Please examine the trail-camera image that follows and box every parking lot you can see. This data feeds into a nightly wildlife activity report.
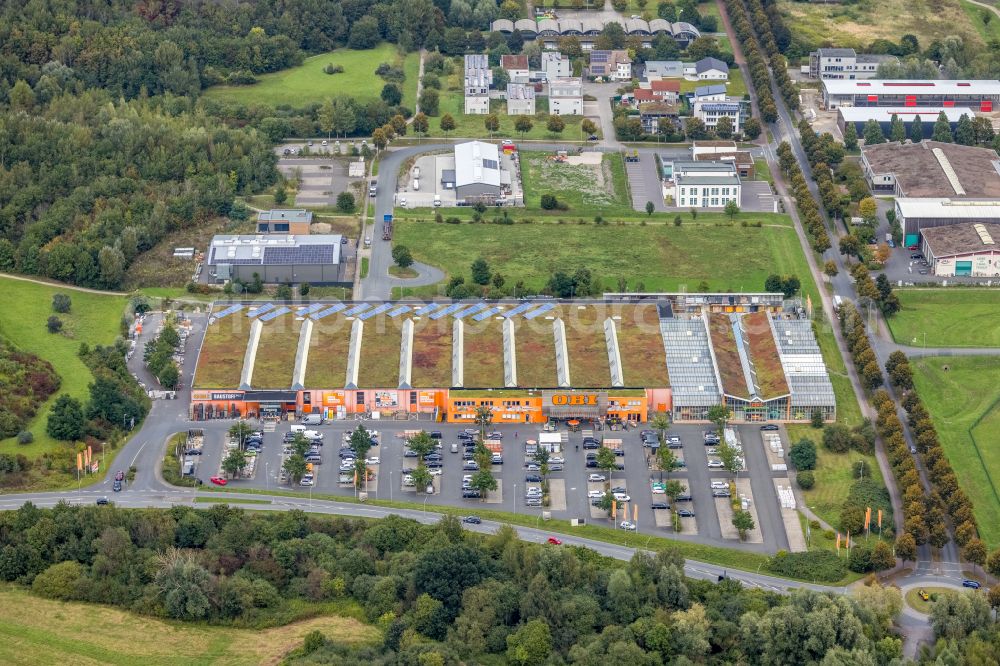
[276,149,366,207]
[189,417,800,552]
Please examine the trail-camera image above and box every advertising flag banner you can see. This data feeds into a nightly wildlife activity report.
[612,500,617,518]
[633,504,638,522]
[877,509,883,528]
[76,453,83,471]
[836,533,841,551]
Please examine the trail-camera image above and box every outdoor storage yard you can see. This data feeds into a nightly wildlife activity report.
[193,301,671,390]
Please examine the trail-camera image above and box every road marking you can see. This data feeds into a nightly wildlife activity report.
[130,441,148,468]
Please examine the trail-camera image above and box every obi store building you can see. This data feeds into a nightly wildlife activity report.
[190,298,834,424]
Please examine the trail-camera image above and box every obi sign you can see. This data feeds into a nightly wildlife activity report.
[551,394,599,406]
[542,391,608,412]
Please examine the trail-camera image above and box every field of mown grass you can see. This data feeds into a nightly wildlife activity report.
[0,277,128,455]
[411,318,454,387]
[463,321,505,388]
[886,289,1000,347]
[514,317,559,387]
[205,44,421,110]
[912,355,1000,547]
[0,585,377,666]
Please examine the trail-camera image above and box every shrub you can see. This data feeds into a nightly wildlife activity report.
[540,194,559,210]
[52,293,71,313]
[324,63,344,75]
[789,438,817,471]
[796,470,815,489]
[336,191,356,213]
[46,316,63,333]
[766,550,847,583]
[16,431,33,445]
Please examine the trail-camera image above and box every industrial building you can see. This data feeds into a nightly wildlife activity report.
[207,235,346,285]
[190,298,834,424]
[256,209,312,234]
[919,222,1000,276]
[837,107,965,140]
[895,198,1000,247]
[453,141,505,201]
[808,48,897,80]
[822,79,1000,110]
[861,141,1000,198]
[463,54,491,114]
[506,83,536,115]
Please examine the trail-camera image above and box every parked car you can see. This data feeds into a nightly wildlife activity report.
[96,497,110,505]
[620,521,636,531]
[185,449,203,456]
[677,509,695,518]
[366,457,380,465]
[712,489,731,498]
[651,502,669,510]
[525,498,542,506]
[300,475,315,486]
[549,464,564,471]
[463,461,480,471]
[430,431,442,439]
[611,486,627,494]
[588,490,604,498]
[549,456,565,464]
[488,432,503,439]
[588,473,606,482]
[210,476,227,486]
[112,480,122,492]
[613,493,630,502]
[711,481,729,489]
[675,493,693,502]
[525,463,540,471]
[759,424,779,431]
[426,460,443,468]
[707,459,724,468]
[462,516,482,524]
[547,537,562,545]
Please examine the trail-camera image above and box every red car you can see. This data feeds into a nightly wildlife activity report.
[547,537,562,545]
[209,476,227,486]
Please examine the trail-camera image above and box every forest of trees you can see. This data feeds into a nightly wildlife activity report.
[0,502,919,665]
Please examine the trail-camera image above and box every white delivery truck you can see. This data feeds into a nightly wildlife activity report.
[413,179,420,191]
[413,166,420,179]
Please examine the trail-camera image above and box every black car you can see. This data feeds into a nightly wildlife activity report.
[677,509,695,518]
[582,438,599,449]
[462,516,482,524]
[675,493,693,502]
[712,489,731,497]
[611,486,626,493]
[96,497,110,506]
[426,460,443,468]
[759,424,779,431]
[586,460,598,468]
[463,451,475,460]
[184,448,203,456]
[612,448,625,457]
[651,502,669,510]
[525,474,542,482]
[462,489,482,498]
[112,480,122,492]
[430,431,442,439]
[457,432,474,440]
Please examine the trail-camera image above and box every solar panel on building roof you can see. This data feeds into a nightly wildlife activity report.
[213,304,243,319]
[429,302,467,320]
[258,306,291,322]
[502,302,536,318]
[343,304,371,317]
[473,306,503,321]
[387,305,411,317]
[247,303,276,318]
[453,303,490,319]
[311,303,347,320]
[297,303,325,315]
[414,303,443,315]
[359,303,393,320]
[262,245,335,265]
[482,158,498,170]
[523,303,556,319]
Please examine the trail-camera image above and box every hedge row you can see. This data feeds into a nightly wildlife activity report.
[742,0,798,111]
[775,142,832,253]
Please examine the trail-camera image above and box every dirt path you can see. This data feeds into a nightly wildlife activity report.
[0,272,128,296]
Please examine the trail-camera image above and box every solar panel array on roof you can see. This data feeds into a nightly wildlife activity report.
[523,303,556,319]
[359,303,393,320]
[311,303,347,320]
[247,303,275,318]
[591,51,609,62]
[297,303,325,315]
[482,158,498,170]
[429,302,466,320]
[258,306,291,322]
[473,306,503,321]
[415,303,442,315]
[213,304,243,319]
[453,303,489,319]
[502,302,536,318]
[387,305,411,317]
[262,245,336,265]
[343,304,370,317]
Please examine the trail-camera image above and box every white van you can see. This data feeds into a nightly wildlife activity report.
[302,414,323,425]
[290,424,307,433]
[413,179,420,191]
[303,430,323,440]
[433,194,441,207]
[413,166,420,179]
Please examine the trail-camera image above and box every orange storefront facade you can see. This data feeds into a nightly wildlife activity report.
[191,388,670,423]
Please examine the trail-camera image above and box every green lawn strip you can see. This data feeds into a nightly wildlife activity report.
[677,67,747,98]
[393,217,804,293]
[886,289,1000,347]
[912,356,1000,547]
[252,314,301,389]
[753,158,775,186]
[788,424,883,530]
[199,485,859,584]
[388,265,418,278]
[0,277,128,454]
[357,314,404,387]
[304,318,352,388]
[195,496,272,504]
[360,257,369,279]
[204,44,419,109]
[193,317,254,389]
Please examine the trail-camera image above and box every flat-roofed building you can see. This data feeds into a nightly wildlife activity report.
[670,160,741,209]
[822,79,1000,110]
[838,107,965,140]
[693,99,743,133]
[454,141,503,201]
[541,51,571,79]
[464,54,492,114]
[256,209,312,234]
[208,234,345,284]
[506,83,536,115]
[895,198,1000,247]
[920,222,1000,276]
[549,77,583,115]
[861,141,1000,198]
[808,48,897,80]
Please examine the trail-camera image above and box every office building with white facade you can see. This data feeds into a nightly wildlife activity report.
[548,78,583,115]
[464,54,492,115]
[670,161,742,209]
[506,83,536,115]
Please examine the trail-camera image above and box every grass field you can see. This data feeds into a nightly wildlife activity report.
[0,277,128,455]
[777,0,985,50]
[960,0,1000,43]
[678,68,748,99]
[205,44,420,110]
[887,289,1000,347]
[433,93,588,141]
[394,217,810,293]
[520,151,631,214]
[912,355,1000,547]
[0,586,376,666]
